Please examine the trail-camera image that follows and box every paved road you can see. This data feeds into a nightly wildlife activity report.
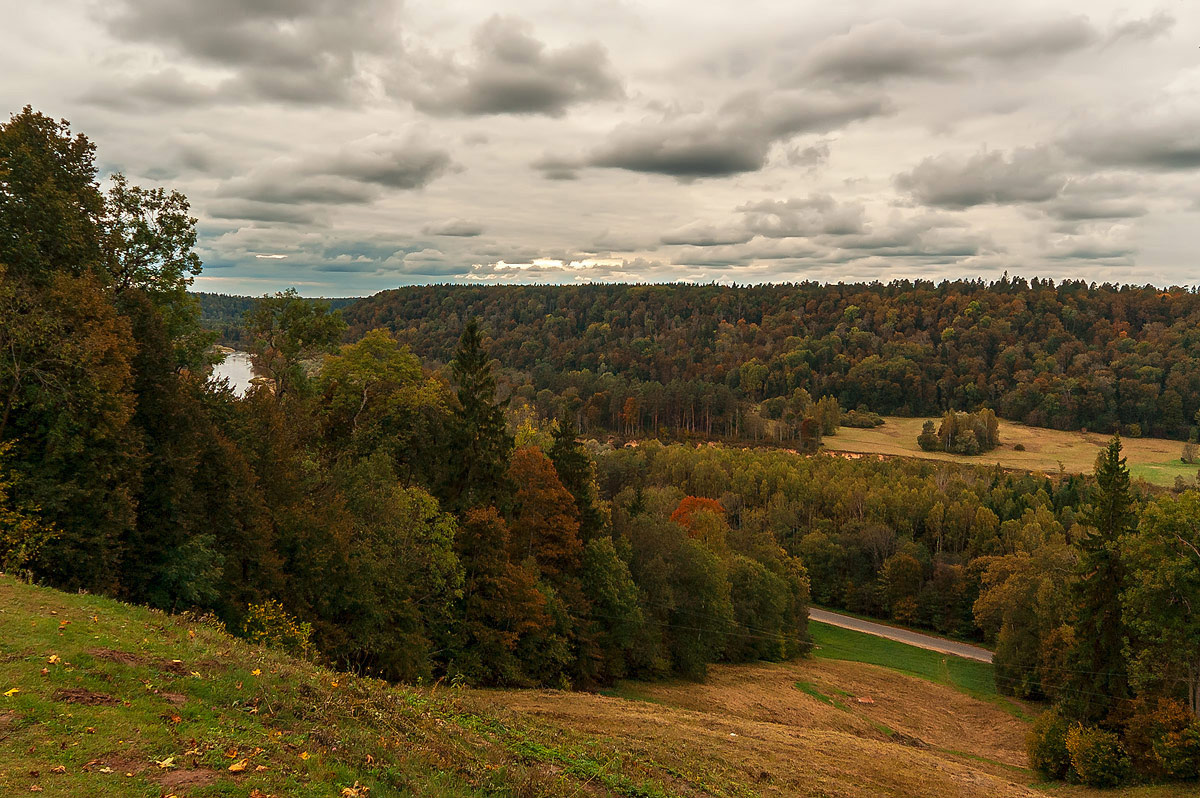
[809,607,994,663]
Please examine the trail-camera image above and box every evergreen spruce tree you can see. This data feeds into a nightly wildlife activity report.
[549,416,605,541]
[444,319,513,513]
[1061,435,1135,723]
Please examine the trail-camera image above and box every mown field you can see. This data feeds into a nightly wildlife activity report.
[826,417,1195,486]
[2,576,1195,797]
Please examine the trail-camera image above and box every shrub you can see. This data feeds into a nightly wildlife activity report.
[1066,724,1131,787]
[842,409,885,428]
[1123,697,1200,780]
[242,599,314,659]
[1127,423,1143,438]
[1027,708,1073,780]
[1013,443,1026,451]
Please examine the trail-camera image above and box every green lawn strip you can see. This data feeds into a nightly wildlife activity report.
[794,680,852,712]
[808,621,1030,721]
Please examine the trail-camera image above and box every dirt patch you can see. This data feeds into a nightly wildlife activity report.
[52,688,121,706]
[90,646,190,674]
[154,768,221,790]
[159,691,187,705]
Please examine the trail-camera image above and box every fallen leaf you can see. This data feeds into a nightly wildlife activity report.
[98,766,113,773]
[29,786,43,793]
[85,727,95,734]
[255,764,269,772]
[156,757,176,769]
[49,766,65,775]
[331,680,339,688]
[189,671,201,678]
[251,669,261,677]
[340,782,370,797]
[47,655,61,665]
[298,751,310,761]
[39,668,48,676]
[224,746,238,758]
[4,688,19,697]
[228,759,248,772]
[169,714,182,724]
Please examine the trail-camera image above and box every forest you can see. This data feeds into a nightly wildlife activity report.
[336,281,1200,441]
[6,107,1200,788]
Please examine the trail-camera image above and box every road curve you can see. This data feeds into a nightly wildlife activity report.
[809,607,994,663]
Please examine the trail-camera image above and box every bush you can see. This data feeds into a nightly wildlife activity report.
[242,599,314,659]
[1013,443,1026,452]
[1028,708,1073,780]
[842,410,884,428]
[1123,697,1200,780]
[1066,724,1131,787]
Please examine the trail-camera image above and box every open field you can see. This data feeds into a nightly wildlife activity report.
[2,575,1196,797]
[826,416,1195,486]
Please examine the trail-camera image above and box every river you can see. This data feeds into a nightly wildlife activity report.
[213,350,255,396]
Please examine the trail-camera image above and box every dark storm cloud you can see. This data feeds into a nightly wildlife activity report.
[895,147,1068,208]
[323,141,453,189]
[738,195,866,237]
[104,0,395,104]
[579,92,889,179]
[399,16,622,117]
[798,15,1146,85]
[1067,119,1200,171]
[422,219,485,236]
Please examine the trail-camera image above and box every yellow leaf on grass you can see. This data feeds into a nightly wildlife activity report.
[251,669,262,677]
[299,751,310,761]
[47,655,61,665]
[156,757,176,769]
[3,688,18,697]
[228,759,249,772]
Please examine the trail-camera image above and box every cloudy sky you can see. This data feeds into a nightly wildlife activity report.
[5,1,1199,295]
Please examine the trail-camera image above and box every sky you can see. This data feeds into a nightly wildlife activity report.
[4,0,1199,296]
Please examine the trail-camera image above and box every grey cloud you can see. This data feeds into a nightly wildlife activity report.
[423,218,485,237]
[219,137,452,208]
[1106,12,1175,46]
[738,194,866,237]
[1067,119,1200,171]
[104,0,394,104]
[800,15,1128,85]
[580,91,889,179]
[660,221,752,247]
[400,16,621,117]
[896,147,1067,208]
[208,200,323,224]
[532,155,581,180]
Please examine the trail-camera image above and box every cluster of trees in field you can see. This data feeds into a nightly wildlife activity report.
[344,282,1200,441]
[917,409,1000,455]
[0,107,807,687]
[598,438,1200,785]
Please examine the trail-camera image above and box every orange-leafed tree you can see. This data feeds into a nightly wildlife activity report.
[671,496,729,554]
[670,496,724,531]
[507,446,583,580]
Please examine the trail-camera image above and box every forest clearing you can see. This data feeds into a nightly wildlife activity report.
[826,417,1195,486]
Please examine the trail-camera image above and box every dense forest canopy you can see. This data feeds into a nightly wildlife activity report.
[342,282,1200,440]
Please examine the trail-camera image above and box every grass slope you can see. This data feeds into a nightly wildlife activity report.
[3,576,1195,797]
[0,575,728,798]
[827,417,1193,486]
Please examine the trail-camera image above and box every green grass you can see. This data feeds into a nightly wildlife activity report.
[808,621,1032,721]
[0,575,737,798]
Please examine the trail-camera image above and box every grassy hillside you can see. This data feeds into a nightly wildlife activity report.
[826,416,1194,486]
[2,576,1195,797]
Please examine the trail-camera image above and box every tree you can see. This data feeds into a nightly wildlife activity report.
[508,446,583,581]
[1122,492,1200,718]
[1063,435,1135,723]
[549,416,606,541]
[444,319,514,513]
[0,107,103,283]
[245,289,346,400]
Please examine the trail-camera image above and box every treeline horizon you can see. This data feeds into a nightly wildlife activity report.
[199,277,1200,441]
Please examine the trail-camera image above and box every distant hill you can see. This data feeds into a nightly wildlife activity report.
[192,292,361,348]
[342,280,1200,440]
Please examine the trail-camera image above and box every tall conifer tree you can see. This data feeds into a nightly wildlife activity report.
[1062,435,1135,723]
[444,319,513,513]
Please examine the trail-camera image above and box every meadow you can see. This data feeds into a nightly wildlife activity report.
[826,417,1195,486]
